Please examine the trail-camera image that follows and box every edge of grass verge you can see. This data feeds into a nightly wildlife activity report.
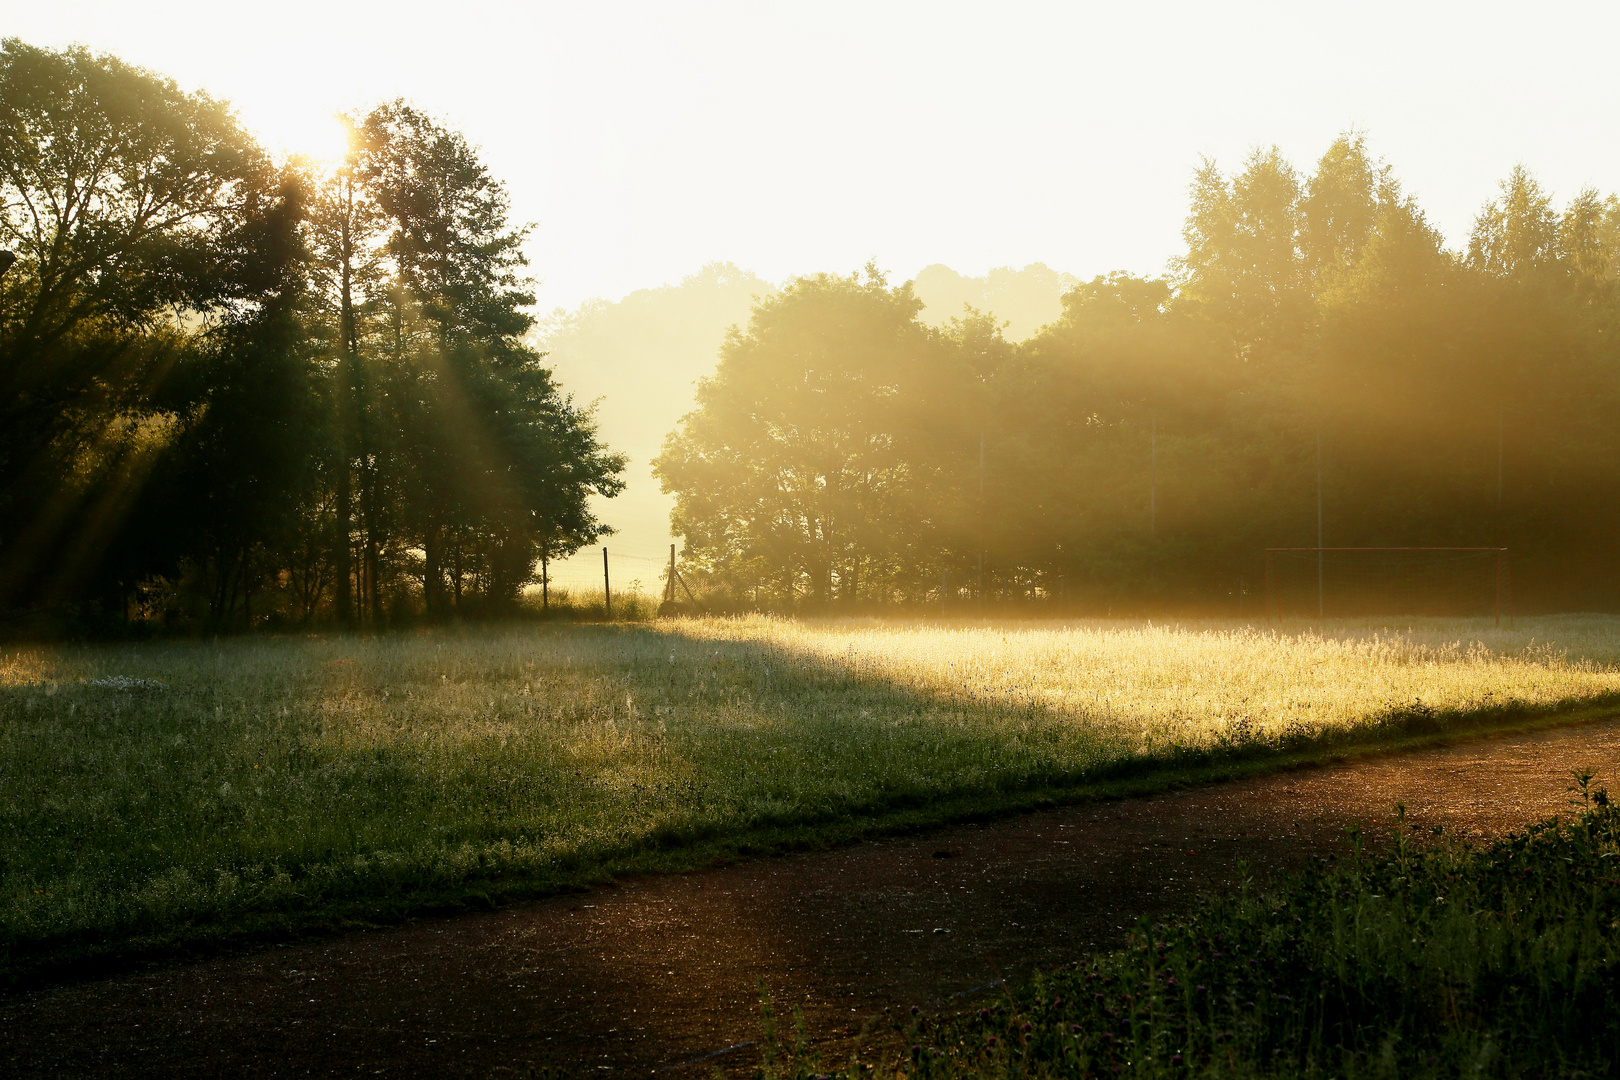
[5,698,1615,993]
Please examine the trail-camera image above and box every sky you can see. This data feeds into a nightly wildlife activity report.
[12,1,1620,315]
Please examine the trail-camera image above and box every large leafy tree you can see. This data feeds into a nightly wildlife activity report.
[0,42,625,629]
[302,102,625,622]
[1175,147,1311,358]
[656,268,955,605]
[0,38,276,614]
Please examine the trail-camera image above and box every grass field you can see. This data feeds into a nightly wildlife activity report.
[4,615,1620,979]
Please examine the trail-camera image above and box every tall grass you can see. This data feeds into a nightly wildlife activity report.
[3,615,1619,976]
[518,585,660,621]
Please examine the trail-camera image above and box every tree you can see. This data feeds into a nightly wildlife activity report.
[1300,133,1392,283]
[655,267,954,605]
[1558,187,1620,296]
[1467,165,1559,279]
[1174,147,1310,356]
[160,168,319,628]
[0,38,274,614]
[298,101,626,621]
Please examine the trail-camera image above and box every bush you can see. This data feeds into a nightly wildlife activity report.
[768,781,1620,1078]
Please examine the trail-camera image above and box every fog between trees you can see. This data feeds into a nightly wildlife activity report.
[533,263,1071,591]
[4,36,1619,631]
[656,141,1620,614]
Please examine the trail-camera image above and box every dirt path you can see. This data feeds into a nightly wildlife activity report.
[5,717,1619,1079]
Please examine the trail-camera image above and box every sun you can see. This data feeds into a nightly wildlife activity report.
[241,106,354,167]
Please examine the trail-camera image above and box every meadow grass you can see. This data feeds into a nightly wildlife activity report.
[4,615,1620,980]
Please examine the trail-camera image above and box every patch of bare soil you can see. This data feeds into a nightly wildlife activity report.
[4,717,1619,1079]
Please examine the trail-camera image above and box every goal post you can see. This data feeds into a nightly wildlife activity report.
[1263,547,1511,626]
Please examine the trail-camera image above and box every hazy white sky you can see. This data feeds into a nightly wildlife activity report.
[11,1,1620,312]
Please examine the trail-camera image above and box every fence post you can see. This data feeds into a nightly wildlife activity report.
[602,546,611,619]
[1495,549,1506,628]
[667,544,677,605]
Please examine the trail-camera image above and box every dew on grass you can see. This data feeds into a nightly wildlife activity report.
[8,614,1620,965]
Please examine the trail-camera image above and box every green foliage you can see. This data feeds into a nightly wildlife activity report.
[297,100,625,627]
[654,267,959,606]
[0,43,625,632]
[661,135,1620,615]
[0,38,277,618]
[763,798,1620,1079]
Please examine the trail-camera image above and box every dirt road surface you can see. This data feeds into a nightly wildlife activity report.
[4,717,1618,1078]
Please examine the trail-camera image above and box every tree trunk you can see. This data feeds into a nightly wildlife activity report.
[334,179,358,631]
[423,526,442,621]
[452,537,463,612]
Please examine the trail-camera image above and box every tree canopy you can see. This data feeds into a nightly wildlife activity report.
[0,41,623,632]
[661,136,1620,614]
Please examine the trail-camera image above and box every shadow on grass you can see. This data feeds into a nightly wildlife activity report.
[2,620,1618,989]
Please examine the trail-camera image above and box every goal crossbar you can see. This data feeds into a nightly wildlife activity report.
[1263,547,1510,625]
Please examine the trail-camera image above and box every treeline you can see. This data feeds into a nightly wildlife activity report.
[657,138,1620,614]
[0,41,623,634]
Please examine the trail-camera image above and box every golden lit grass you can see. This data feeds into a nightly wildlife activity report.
[2,615,1617,977]
[681,615,1620,749]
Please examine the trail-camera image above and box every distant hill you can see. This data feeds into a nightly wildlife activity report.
[913,263,1079,341]
[534,261,1076,590]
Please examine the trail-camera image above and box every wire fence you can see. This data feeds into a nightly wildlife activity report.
[530,548,669,598]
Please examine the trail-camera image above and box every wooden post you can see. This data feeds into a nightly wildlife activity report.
[602,546,611,619]
[1494,549,1503,628]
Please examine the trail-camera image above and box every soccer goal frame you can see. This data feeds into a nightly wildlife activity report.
[1263,547,1511,626]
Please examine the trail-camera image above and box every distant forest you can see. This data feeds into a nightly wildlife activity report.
[0,40,624,634]
[657,141,1620,614]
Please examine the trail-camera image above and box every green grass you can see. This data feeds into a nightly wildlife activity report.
[770,786,1620,1079]
[4,615,1620,982]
